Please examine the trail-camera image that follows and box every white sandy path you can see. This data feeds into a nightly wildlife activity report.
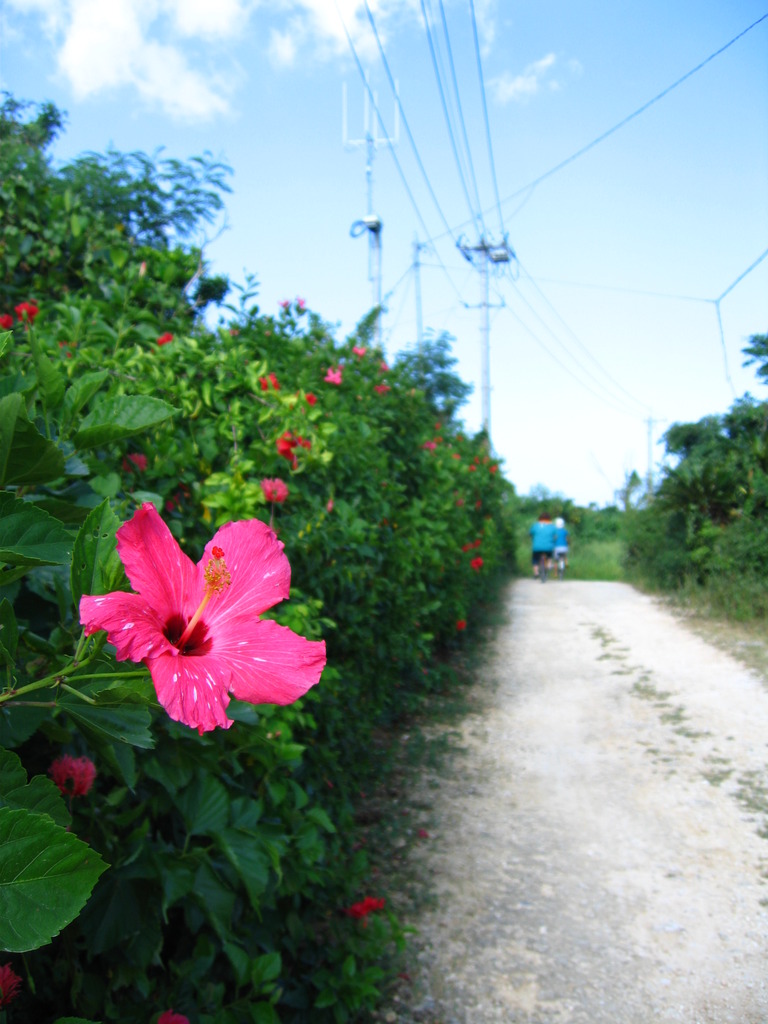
[391,581,768,1024]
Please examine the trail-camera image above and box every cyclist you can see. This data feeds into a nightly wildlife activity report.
[529,512,557,579]
[554,517,570,578]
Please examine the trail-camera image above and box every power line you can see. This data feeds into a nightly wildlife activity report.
[505,276,651,416]
[438,10,768,242]
[333,0,466,306]
[516,264,651,414]
[361,0,461,246]
[418,0,483,235]
[468,0,506,238]
[436,0,487,232]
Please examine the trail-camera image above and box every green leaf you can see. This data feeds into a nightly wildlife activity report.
[178,775,229,836]
[305,806,337,833]
[0,598,18,662]
[70,499,127,607]
[250,951,282,987]
[214,827,270,906]
[0,331,11,360]
[0,492,73,566]
[0,806,107,952]
[0,751,71,829]
[0,393,66,485]
[53,1018,103,1024]
[74,395,176,450]
[29,330,65,410]
[58,682,154,749]
[70,212,82,237]
[62,370,109,425]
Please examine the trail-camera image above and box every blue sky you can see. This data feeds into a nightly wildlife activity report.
[1,0,767,506]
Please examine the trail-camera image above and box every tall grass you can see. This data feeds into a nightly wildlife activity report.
[515,534,626,581]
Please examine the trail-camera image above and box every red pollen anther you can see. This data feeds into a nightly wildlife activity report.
[212,546,224,559]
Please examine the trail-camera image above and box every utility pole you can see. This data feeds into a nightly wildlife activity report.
[344,80,399,349]
[457,237,515,443]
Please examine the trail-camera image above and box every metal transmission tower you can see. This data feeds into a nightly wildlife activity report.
[457,236,516,443]
[343,79,399,349]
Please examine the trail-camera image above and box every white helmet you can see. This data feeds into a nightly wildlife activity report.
[555,517,564,528]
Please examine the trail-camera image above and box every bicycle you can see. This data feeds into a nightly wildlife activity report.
[555,553,567,580]
[536,551,551,583]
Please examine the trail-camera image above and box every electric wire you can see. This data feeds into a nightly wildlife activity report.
[516,263,651,414]
[361,0,462,247]
[437,10,768,242]
[501,300,644,418]
[468,0,506,238]
[436,0,487,232]
[418,0,485,237]
[505,278,650,416]
[333,0,466,305]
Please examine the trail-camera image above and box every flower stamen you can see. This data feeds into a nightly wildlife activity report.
[177,548,231,649]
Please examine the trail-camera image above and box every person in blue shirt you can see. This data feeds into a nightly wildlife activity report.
[554,517,570,578]
[529,513,557,578]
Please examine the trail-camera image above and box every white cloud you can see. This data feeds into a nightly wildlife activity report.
[269,25,298,67]
[7,0,235,119]
[490,53,558,104]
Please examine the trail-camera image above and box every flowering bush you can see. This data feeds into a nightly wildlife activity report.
[0,96,516,1024]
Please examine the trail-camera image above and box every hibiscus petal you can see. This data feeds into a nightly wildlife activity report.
[209,618,326,706]
[201,519,291,624]
[116,503,200,621]
[146,652,234,733]
[80,592,173,663]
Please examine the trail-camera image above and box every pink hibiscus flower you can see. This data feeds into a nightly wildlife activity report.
[158,1012,190,1024]
[324,366,343,385]
[49,755,97,797]
[79,503,326,734]
[0,964,22,1008]
[260,478,289,503]
[374,384,390,395]
[352,345,367,358]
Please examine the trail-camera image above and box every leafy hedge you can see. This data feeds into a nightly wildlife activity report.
[623,338,768,616]
[0,96,516,1022]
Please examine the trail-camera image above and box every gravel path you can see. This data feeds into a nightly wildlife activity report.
[381,580,768,1024]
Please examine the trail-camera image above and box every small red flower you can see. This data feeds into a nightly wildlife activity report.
[352,345,367,357]
[489,464,498,473]
[379,361,389,373]
[259,373,280,391]
[326,498,334,513]
[324,366,343,385]
[422,441,437,451]
[468,464,477,472]
[260,478,289,503]
[14,300,38,324]
[49,755,96,797]
[0,314,13,330]
[296,296,306,311]
[461,543,472,552]
[456,620,467,631]
[158,1012,190,1024]
[305,393,317,406]
[279,299,290,310]
[0,964,22,1008]
[157,332,174,346]
[343,896,386,919]
[470,557,483,572]
[123,453,148,472]
[374,384,390,395]
[418,828,430,838]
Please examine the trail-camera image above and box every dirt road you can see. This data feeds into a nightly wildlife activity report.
[383,581,768,1024]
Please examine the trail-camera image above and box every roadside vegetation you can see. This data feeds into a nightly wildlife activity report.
[0,95,517,1024]
[622,333,768,623]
